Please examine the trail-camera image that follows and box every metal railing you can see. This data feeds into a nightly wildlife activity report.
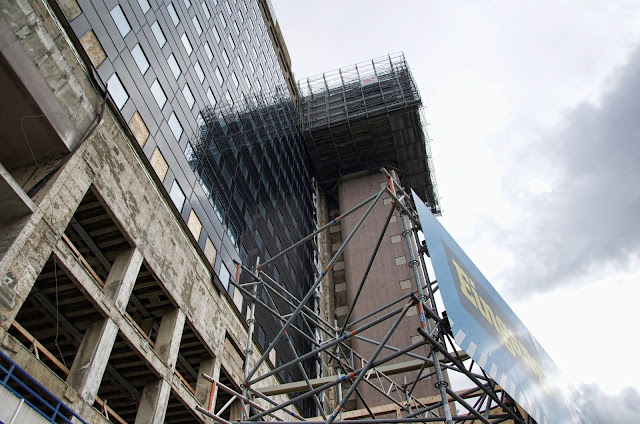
[0,349,87,424]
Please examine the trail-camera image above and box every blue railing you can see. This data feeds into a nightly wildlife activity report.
[0,349,87,424]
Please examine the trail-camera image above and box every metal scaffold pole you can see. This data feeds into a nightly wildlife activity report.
[390,170,454,424]
[204,173,532,424]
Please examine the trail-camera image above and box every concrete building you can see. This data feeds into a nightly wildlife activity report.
[0,0,441,423]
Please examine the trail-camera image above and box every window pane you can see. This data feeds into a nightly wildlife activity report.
[222,49,229,66]
[201,2,211,19]
[225,90,233,108]
[225,1,232,15]
[151,21,166,47]
[192,16,202,35]
[169,180,185,211]
[138,0,150,13]
[236,56,243,70]
[212,25,221,43]
[233,21,240,36]
[206,88,216,107]
[219,263,230,289]
[167,53,181,79]
[194,61,205,83]
[168,112,183,140]
[150,79,167,108]
[231,71,238,88]
[218,12,226,28]
[167,3,180,26]
[241,40,247,55]
[110,5,131,38]
[215,67,224,85]
[204,42,213,62]
[181,33,193,55]
[131,44,149,74]
[183,0,191,8]
[228,34,235,50]
[107,73,128,110]
[182,84,195,109]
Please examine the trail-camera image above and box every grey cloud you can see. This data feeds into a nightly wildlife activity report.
[578,384,640,424]
[493,44,640,297]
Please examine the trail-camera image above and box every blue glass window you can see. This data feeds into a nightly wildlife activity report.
[150,79,167,108]
[192,16,203,35]
[206,88,217,107]
[167,53,181,79]
[110,5,131,38]
[169,180,185,211]
[167,3,180,26]
[201,2,211,19]
[151,21,166,47]
[181,33,193,55]
[204,42,213,62]
[131,44,149,74]
[106,73,128,110]
[138,0,150,13]
[182,84,195,109]
[194,61,205,83]
[168,112,183,140]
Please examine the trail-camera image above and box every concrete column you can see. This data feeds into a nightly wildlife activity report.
[134,378,171,424]
[154,307,185,369]
[66,317,118,402]
[195,356,219,406]
[228,398,243,421]
[103,247,143,312]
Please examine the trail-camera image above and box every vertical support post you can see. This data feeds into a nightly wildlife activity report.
[334,318,343,420]
[154,306,186,369]
[392,170,453,424]
[66,317,118,402]
[134,379,172,424]
[103,247,143,312]
[196,357,219,407]
[241,259,258,419]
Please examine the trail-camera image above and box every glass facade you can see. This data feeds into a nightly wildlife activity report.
[70,0,316,414]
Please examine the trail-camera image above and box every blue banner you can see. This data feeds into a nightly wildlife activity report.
[413,192,599,424]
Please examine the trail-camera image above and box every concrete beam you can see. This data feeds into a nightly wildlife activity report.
[66,317,118,402]
[0,163,35,223]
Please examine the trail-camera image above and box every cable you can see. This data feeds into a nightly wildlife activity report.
[52,255,67,369]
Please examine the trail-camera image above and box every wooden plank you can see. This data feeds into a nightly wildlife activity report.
[174,369,196,395]
[11,321,70,376]
[61,233,105,287]
[94,396,128,424]
[256,351,468,396]
[124,312,155,347]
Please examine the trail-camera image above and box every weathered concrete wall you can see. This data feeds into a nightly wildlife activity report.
[0,1,290,422]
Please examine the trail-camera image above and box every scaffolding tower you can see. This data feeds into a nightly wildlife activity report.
[196,170,534,424]
[299,53,440,215]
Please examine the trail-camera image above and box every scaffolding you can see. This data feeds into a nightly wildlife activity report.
[196,170,533,424]
[298,54,440,215]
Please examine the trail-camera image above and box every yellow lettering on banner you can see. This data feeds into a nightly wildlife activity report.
[450,256,552,395]
[452,259,477,307]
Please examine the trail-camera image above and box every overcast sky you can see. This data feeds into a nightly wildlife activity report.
[271,1,640,422]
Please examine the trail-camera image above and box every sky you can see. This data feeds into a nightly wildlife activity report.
[271,1,640,422]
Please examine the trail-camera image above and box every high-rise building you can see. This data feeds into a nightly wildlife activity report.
[0,0,444,423]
